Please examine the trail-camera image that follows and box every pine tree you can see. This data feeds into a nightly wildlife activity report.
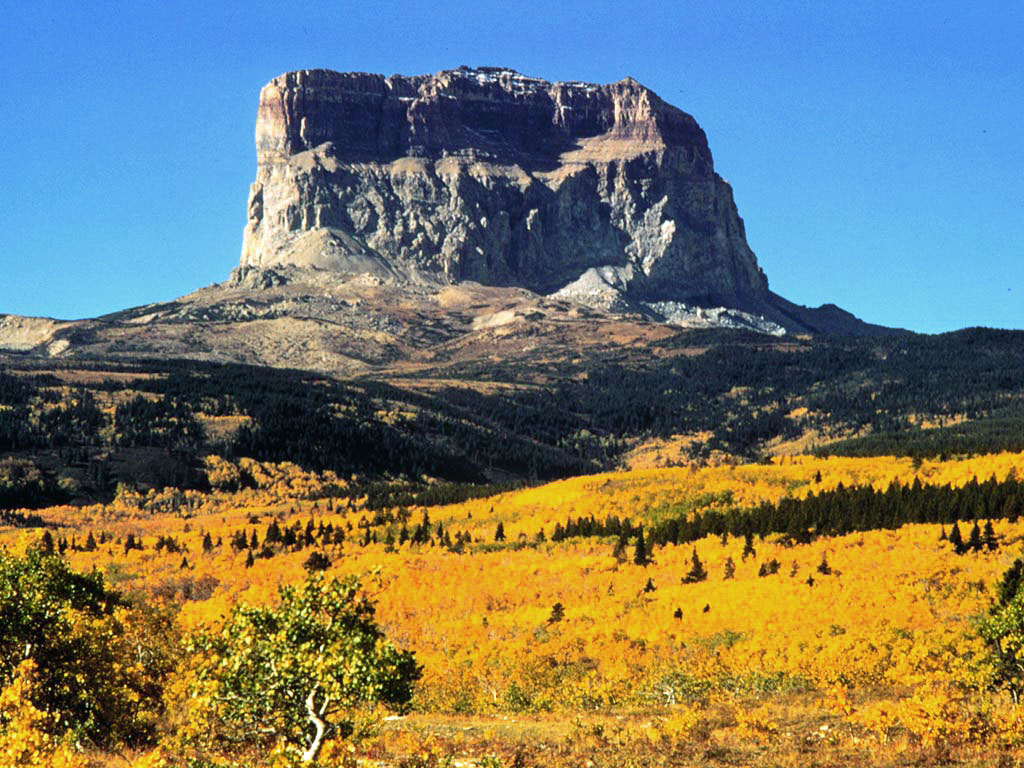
[995,554,1024,609]
[939,525,947,541]
[495,522,505,542]
[245,550,255,568]
[84,531,97,552]
[673,607,683,620]
[742,531,756,561]
[203,532,214,552]
[303,551,331,572]
[984,520,999,551]
[250,530,259,550]
[682,548,707,583]
[643,578,656,593]
[548,602,565,623]
[265,520,282,544]
[633,528,650,566]
[180,556,189,569]
[969,521,984,552]
[723,556,736,580]
[817,552,832,575]
[949,520,966,554]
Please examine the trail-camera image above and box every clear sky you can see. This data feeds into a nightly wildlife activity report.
[2,0,1022,333]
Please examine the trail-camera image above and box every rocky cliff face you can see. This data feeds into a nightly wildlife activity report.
[0,66,898,376]
[240,67,768,305]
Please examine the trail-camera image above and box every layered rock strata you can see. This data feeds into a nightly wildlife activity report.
[240,67,769,306]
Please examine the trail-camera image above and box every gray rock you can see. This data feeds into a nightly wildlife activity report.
[240,67,768,305]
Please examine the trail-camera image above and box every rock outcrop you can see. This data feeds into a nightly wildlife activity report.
[0,67,900,376]
[240,67,769,307]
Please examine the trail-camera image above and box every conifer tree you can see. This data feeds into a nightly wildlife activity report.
[682,548,707,583]
[494,522,505,542]
[949,520,966,554]
[303,551,331,572]
[723,556,736,580]
[969,521,984,552]
[265,520,282,543]
[39,530,55,556]
[995,553,1024,609]
[633,528,650,566]
[984,520,999,551]
[673,607,683,619]
[84,531,97,552]
[742,531,756,560]
[643,578,656,593]
[817,552,832,575]
[203,532,213,552]
[245,550,255,568]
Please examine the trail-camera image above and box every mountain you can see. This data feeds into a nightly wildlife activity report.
[0,67,895,373]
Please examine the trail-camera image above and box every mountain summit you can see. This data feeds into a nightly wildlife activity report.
[234,67,886,336]
[0,68,895,373]
[239,67,766,303]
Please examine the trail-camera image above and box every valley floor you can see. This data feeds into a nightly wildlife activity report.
[5,453,1024,766]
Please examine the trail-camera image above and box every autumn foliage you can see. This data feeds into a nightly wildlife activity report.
[5,451,1024,764]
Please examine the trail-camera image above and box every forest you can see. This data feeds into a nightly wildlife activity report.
[3,326,1024,511]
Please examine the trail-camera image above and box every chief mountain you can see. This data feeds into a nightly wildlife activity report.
[1,68,1024,499]
[1,67,891,374]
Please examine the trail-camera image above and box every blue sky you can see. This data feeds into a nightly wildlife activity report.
[2,0,1021,333]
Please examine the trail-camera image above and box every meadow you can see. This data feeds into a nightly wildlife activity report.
[3,452,1024,765]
